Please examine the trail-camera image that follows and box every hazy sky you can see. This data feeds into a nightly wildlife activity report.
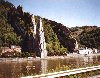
[7,0,100,27]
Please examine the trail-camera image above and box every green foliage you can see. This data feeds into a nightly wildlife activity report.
[0,12,21,46]
[70,26,100,49]
[70,26,79,32]
[21,52,36,57]
[79,28,100,49]
[42,19,67,55]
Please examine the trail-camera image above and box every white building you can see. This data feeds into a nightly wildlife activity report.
[78,47,93,54]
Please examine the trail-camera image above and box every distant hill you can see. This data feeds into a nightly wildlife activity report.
[70,26,100,49]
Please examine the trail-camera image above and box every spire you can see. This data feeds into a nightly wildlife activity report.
[39,18,47,58]
[32,15,36,35]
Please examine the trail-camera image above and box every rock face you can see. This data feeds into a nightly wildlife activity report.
[22,16,47,58]
[32,15,36,36]
[30,16,47,58]
[75,38,79,50]
[39,18,47,58]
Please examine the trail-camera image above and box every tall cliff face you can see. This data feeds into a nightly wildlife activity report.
[39,18,47,58]
[29,16,47,57]
[0,0,77,56]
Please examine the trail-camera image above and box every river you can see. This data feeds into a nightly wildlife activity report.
[0,54,100,78]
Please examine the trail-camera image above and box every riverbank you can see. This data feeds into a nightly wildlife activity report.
[45,53,100,60]
[0,53,99,78]
[0,53,100,62]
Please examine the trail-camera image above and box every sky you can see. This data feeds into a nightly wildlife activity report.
[7,0,100,27]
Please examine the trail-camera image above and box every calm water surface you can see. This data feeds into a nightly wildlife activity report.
[0,55,100,78]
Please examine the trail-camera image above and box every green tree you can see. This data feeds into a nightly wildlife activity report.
[42,18,68,55]
[0,12,21,46]
[79,28,100,49]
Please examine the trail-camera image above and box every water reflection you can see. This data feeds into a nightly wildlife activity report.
[41,59,47,74]
[0,55,99,78]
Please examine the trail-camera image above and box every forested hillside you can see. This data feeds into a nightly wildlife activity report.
[0,0,21,47]
[0,0,77,56]
[70,26,100,49]
[1,0,99,57]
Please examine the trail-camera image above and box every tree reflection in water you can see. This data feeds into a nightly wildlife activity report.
[0,55,99,78]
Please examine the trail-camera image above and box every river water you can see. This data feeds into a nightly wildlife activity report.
[0,55,100,78]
